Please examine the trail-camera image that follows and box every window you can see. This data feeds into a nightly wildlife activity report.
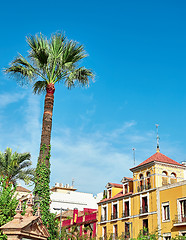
[101,205,107,221]
[113,225,118,239]
[163,233,171,240]
[146,172,151,189]
[162,202,170,221]
[108,189,112,198]
[180,199,186,222]
[125,223,130,239]
[112,202,118,219]
[170,172,177,184]
[138,174,144,191]
[123,200,130,217]
[143,219,148,235]
[140,196,148,214]
[162,171,168,185]
[124,184,128,194]
[180,231,186,237]
[103,226,107,240]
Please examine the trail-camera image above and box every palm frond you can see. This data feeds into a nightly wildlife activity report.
[5,54,37,85]
[33,80,47,94]
[62,41,87,65]
[0,148,33,186]
[65,67,94,89]
[27,34,49,68]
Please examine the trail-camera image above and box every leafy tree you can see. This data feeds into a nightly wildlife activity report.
[5,32,94,239]
[0,177,18,240]
[0,147,34,186]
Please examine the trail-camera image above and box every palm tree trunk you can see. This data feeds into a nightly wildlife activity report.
[38,83,55,167]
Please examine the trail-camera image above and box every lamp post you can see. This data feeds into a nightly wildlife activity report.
[53,207,68,240]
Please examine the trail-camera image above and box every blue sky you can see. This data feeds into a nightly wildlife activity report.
[0,0,186,194]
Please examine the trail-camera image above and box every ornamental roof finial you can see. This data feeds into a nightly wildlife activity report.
[155,124,160,152]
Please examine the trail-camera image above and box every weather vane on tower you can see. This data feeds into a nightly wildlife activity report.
[155,124,160,152]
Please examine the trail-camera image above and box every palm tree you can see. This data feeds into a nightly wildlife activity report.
[0,147,34,187]
[5,33,93,167]
[5,32,94,237]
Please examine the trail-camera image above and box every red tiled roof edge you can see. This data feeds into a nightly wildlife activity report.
[130,152,183,171]
[16,186,31,192]
[98,191,132,204]
[108,182,123,188]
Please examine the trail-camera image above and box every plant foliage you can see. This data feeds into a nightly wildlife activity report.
[0,147,34,186]
[0,177,18,240]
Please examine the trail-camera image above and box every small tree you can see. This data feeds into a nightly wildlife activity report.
[0,177,18,240]
[137,228,159,240]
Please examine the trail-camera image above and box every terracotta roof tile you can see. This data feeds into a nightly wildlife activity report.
[99,190,132,203]
[108,182,123,188]
[130,152,183,171]
[16,186,31,192]
[124,177,133,181]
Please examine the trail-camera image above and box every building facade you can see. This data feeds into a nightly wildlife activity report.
[97,151,186,239]
[61,208,97,238]
[50,182,103,215]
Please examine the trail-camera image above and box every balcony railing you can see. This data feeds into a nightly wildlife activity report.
[137,185,145,192]
[122,211,130,218]
[140,206,148,214]
[111,212,118,220]
[162,177,168,185]
[145,183,151,190]
[100,215,107,222]
[173,214,186,225]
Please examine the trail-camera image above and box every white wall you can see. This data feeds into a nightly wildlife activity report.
[50,190,103,214]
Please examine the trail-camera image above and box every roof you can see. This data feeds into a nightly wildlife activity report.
[130,152,183,171]
[99,190,132,204]
[107,182,123,188]
[56,209,84,219]
[16,186,31,192]
[123,177,133,181]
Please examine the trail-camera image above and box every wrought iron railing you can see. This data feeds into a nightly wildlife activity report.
[111,212,118,220]
[137,185,145,192]
[100,215,107,222]
[140,206,148,214]
[145,183,151,190]
[173,214,186,224]
[122,211,130,218]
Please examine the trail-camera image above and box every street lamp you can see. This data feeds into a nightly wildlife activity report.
[53,207,68,240]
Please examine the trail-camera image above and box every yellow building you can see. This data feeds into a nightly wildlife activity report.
[97,151,186,239]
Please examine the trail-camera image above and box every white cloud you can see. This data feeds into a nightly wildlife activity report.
[0,92,25,108]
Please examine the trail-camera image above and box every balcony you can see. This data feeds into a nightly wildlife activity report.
[111,212,118,220]
[145,183,151,190]
[162,177,168,186]
[137,185,144,192]
[100,215,107,222]
[173,214,186,226]
[122,211,130,218]
[140,206,148,214]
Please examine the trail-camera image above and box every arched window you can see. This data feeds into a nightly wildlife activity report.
[162,171,168,185]
[139,174,144,191]
[170,172,177,184]
[140,174,144,179]
[162,171,168,176]
[171,172,176,178]
[146,172,151,189]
